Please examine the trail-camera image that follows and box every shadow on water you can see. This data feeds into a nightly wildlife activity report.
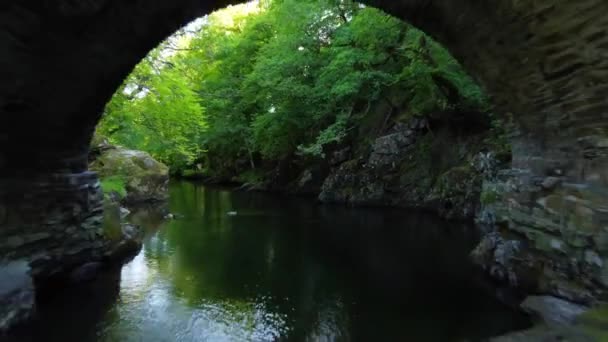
[7,180,531,341]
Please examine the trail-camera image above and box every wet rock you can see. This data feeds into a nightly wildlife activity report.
[121,223,141,242]
[521,296,588,326]
[105,223,143,262]
[0,261,35,332]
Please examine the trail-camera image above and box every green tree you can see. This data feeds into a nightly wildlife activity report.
[99,0,487,177]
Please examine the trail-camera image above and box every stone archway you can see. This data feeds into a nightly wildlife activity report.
[1,0,607,301]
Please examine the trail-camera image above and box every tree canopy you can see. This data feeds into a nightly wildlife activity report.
[97,0,487,176]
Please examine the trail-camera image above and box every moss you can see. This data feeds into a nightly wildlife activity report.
[101,201,124,241]
[181,169,206,179]
[91,147,170,202]
[481,187,501,205]
[399,133,435,187]
[92,149,169,179]
[483,113,513,165]
[577,305,608,341]
[100,176,127,200]
[433,165,478,199]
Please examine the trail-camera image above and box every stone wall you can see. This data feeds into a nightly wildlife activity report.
[0,172,107,280]
[476,164,608,303]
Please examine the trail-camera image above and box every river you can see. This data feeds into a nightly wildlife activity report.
[12,181,530,341]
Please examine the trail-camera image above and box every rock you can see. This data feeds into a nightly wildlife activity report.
[491,326,594,342]
[584,250,603,268]
[541,176,562,190]
[320,123,486,220]
[521,296,588,326]
[298,169,313,188]
[119,207,130,219]
[6,237,25,249]
[0,261,35,332]
[69,262,104,283]
[319,160,386,206]
[599,262,608,287]
[90,145,169,204]
[121,223,141,241]
[291,165,328,195]
[408,117,428,130]
[329,147,350,166]
[474,151,499,177]
[549,238,567,254]
[165,213,185,220]
[368,130,415,167]
[426,165,481,219]
[471,232,520,286]
[104,223,143,262]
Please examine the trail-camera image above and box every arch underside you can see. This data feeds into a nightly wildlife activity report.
[0,0,607,300]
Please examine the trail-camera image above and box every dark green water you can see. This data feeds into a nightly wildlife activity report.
[15,181,530,341]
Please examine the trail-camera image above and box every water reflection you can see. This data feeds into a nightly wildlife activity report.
[9,181,530,341]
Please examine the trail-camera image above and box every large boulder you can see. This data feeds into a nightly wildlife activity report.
[90,145,169,204]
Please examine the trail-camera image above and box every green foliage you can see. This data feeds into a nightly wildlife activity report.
[399,29,488,116]
[98,32,207,171]
[98,0,488,177]
[484,112,513,163]
[297,113,349,157]
[100,176,127,200]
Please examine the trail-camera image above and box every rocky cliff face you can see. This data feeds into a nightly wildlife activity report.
[318,113,497,221]
[0,172,107,280]
[474,162,608,304]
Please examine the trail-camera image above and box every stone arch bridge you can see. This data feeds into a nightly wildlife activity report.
[1,0,607,302]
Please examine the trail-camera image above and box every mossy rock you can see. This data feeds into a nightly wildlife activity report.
[576,305,608,341]
[91,146,169,203]
[427,164,481,219]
